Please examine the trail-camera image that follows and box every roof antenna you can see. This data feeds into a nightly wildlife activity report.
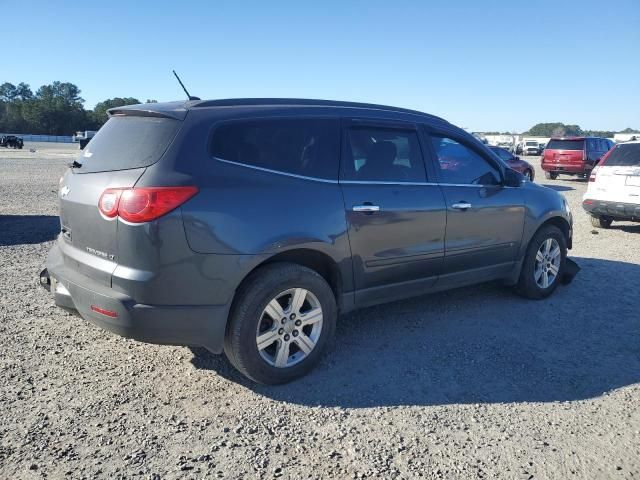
[172,70,200,101]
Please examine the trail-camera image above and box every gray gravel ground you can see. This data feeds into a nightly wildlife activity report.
[1,143,639,479]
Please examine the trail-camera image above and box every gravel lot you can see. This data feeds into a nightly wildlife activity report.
[1,142,639,479]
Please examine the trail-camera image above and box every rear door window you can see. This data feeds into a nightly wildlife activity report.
[77,116,181,173]
[342,126,426,182]
[603,144,640,167]
[210,118,340,180]
[546,139,584,151]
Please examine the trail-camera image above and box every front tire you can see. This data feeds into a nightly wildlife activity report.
[544,171,558,180]
[590,216,612,229]
[524,169,533,181]
[516,225,567,299]
[224,263,337,384]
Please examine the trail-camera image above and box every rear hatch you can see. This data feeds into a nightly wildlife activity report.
[543,139,585,168]
[591,143,640,202]
[58,114,181,286]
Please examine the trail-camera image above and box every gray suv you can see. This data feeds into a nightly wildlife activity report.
[41,99,574,384]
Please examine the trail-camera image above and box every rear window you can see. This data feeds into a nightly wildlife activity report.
[546,139,584,151]
[604,144,640,167]
[210,118,340,180]
[77,116,180,173]
[525,141,538,146]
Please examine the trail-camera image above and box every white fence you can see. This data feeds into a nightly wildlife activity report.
[0,133,74,143]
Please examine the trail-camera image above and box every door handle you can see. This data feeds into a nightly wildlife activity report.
[451,202,472,210]
[353,204,381,213]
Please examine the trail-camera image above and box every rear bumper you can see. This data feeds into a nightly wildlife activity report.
[42,243,230,353]
[541,163,589,174]
[582,198,640,221]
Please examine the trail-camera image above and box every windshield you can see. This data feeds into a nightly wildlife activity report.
[546,139,584,151]
[604,144,640,167]
[75,116,181,173]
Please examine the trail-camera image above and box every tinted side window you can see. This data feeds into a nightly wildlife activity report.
[492,147,513,161]
[210,118,340,179]
[343,127,426,182]
[587,138,597,152]
[430,136,501,185]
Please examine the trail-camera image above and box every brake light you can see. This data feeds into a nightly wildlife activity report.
[98,186,198,223]
[589,166,599,182]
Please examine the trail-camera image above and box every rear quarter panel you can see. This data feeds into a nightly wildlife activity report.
[141,109,354,293]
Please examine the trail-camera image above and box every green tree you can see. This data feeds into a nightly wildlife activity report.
[21,81,87,135]
[90,97,141,126]
[0,82,17,101]
[527,123,583,137]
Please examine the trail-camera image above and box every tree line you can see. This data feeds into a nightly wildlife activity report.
[2,81,637,138]
[525,123,637,138]
[0,81,155,136]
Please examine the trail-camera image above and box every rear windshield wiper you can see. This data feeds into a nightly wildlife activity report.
[69,160,83,169]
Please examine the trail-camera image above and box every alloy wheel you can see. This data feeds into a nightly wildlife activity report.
[255,288,323,368]
[534,238,561,288]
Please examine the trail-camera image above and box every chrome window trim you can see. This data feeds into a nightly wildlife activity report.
[214,157,339,184]
[340,180,438,186]
[215,158,513,188]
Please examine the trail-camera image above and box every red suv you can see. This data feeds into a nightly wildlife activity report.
[542,136,614,180]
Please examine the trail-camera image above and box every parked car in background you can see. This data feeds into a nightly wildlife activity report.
[522,140,542,156]
[515,143,523,155]
[40,98,575,384]
[0,135,24,149]
[488,146,535,181]
[542,136,614,180]
[583,140,640,228]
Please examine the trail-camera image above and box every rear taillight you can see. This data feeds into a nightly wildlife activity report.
[99,189,123,218]
[98,186,198,223]
[589,166,599,182]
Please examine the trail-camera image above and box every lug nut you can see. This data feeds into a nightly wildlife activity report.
[292,330,299,337]
[281,318,287,324]
[295,320,301,327]
[290,313,296,320]
[284,334,290,341]
[278,328,284,335]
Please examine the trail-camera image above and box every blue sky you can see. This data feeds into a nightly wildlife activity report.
[3,0,639,132]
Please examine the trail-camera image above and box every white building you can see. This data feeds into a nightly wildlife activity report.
[614,132,640,142]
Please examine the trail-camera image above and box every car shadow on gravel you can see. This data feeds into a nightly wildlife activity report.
[191,256,640,408]
[0,215,60,246]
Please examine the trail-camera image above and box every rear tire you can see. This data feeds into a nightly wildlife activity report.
[524,170,533,181]
[590,216,612,229]
[516,225,567,300]
[544,171,558,180]
[224,263,337,384]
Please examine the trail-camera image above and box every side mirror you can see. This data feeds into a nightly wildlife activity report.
[503,168,524,187]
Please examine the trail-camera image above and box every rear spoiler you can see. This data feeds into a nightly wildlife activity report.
[107,101,189,121]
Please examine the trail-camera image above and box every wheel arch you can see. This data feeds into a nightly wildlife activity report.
[538,216,572,250]
[232,248,350,313]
